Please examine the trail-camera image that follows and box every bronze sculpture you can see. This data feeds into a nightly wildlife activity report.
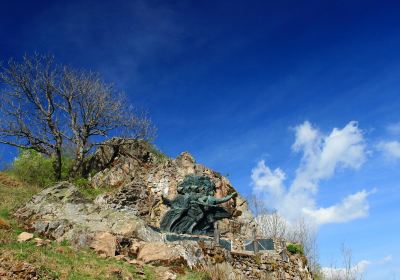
[160,175,237,235]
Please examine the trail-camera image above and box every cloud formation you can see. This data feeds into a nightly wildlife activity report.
[251,121,372,225]
[379,255,393,264]
[377,141,400,159]
[387,122,400,135]
[321,260,370,279]
[303,190,372,224]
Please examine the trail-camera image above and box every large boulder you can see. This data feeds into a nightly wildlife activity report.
[137,242,186,265]
[137,241,204,268]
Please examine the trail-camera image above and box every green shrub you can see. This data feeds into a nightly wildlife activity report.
[77,186,113,200]
[8,149,73,187]
[72,177,90,188]
[286,243,304,255]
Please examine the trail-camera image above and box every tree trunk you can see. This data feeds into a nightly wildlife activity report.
[53,148,62,180]
[70,141,85,178]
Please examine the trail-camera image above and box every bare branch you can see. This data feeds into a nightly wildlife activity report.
[0,54,155,178]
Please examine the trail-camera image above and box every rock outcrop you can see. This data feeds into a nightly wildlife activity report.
[15,139,314,279]
[15,182,163,246]
[89,139,253,236]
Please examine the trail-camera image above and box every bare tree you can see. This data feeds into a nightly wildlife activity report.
[286,218,319,274]
[0,54,154,178]
[250,196,320,276]
[57,68,153,177]
[247,194,269,216]
[0,55,64,179]
[255,211,287,239]
[323,244,366,280]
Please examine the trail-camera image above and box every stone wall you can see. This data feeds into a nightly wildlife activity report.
[200,242,313,280]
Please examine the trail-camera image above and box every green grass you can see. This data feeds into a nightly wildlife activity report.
[0,173,211,279]
[78,185,115,200]
[1,238,142,279]
[178,270,211,280]
[0,208,10,219]
[70,177,116,200]
[0,173,152,279]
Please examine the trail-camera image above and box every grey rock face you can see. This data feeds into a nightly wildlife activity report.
[15,182,163,246]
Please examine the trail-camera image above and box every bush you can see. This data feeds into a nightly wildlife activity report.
[72,177,90,188]
[8,149,73,187]
[287,243,304,255]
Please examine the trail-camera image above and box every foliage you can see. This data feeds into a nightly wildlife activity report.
[71,177,90,188]
[70,177,115,200]
[79,185,114,200]
[7,149,73,187]
[287,243,304,255]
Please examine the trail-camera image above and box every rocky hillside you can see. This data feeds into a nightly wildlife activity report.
[88,138,253,235]
[10,139,314,280]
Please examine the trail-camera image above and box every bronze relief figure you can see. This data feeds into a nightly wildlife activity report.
[160,175,237,235]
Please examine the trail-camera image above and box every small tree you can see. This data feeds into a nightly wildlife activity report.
[0,54,154,179]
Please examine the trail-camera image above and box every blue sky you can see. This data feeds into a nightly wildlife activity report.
[1,1,400,278]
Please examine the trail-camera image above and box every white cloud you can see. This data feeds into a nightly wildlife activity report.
[303,190,372,224]
[379,255,393,264]
[377,141,400,159]
[251,121,372,225]
[322,260,370,279]
[251,160,286,207]
[291,121,366,193]
[387,122,400,135]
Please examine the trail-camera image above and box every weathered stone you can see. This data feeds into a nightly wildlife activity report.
[17,232,33,242]
[15,182,163,246]
[114,255,126,261]
[129,240,145,256]
[137,242,186,265]
[154,266,177,280]
[128,259,143,265]
[33,238,49,247]
[90,232,116,257]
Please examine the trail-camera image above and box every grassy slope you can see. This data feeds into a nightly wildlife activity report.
[0,173,153,279]
[0,172,209,280]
